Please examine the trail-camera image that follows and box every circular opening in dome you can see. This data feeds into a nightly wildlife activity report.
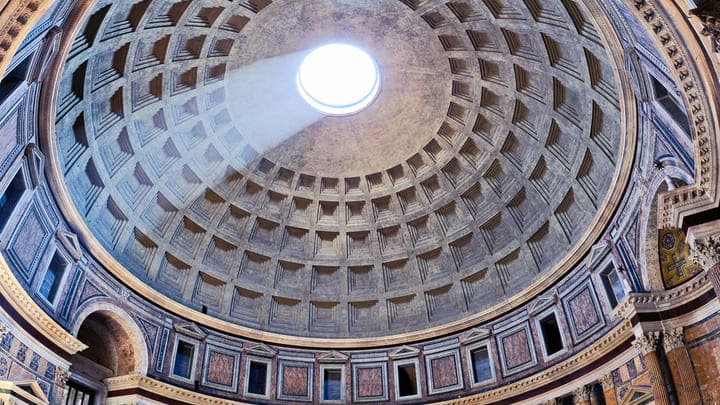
[297,44,381,116]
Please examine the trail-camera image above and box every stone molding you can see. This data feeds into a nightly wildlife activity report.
[0,254,87,355]
[690,235,720,269]
[105,374,250,405]
[662,328,685,352]
[612,272,712,320]
[633,332,660,355]
[0,323,8,341]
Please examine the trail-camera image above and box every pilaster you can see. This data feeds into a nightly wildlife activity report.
[663,328,702,405]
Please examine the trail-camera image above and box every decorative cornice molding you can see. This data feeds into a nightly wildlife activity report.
[612,272,712,320]
[105,374,250,405]
[662,328,685,352]
[633,332,660,355]
[690,235,720,269]
[0,254,87,355]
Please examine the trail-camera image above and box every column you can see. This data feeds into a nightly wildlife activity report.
[663,328,702,405]
[632,332,671,405]
[690,235,720,296]
[572,385,591,405]
[599,373,617,405]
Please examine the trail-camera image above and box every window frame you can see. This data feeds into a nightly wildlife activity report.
[392,357,421,401]
[169,336,199,383]
[319,364,345,403]
[243,355,272,399]
[35,248,70,308]
[534,308,567,361]
[465,340,496,387]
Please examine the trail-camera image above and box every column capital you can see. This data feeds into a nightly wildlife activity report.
[54,369,70,386]
[0,323,8,341]
[633,331,660,355]
[599,373,614,391]
[690,235,720,269]
[572,385,591,403]
[662,328,685,352]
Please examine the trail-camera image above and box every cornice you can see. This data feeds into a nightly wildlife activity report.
[0,253,87,355]
[105,374,251,405]
[612,272,713,319]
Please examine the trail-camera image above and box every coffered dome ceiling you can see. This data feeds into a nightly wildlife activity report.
[53,0,628,338]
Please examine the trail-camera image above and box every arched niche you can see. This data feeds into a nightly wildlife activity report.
[70,303,149,381]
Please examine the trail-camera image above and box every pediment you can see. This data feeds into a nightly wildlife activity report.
[317,350,348,363]
[461,327,491,343]
[173,322,206,340]
[391,345,420,359]
[245,342,276,357]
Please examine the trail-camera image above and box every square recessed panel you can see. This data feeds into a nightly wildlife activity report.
[496,321,537,376]
[5,201,52,280]
[277,360,313,402]
[425,349,464,395]
[352,362,388,402]
[562,279,605,344]
[201,344,240,392]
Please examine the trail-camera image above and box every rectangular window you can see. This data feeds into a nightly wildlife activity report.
[247,360,268,396]
[323,368,342,401]
[0,169,27,231]
[38,252,67,303]
[0,57,31,104]
[172,340,195,379]
[396,363,418,398]
[470,346,493,384]
[601,265,625,308]
[539,313,564,356]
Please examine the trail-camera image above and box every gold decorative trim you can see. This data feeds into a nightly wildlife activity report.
[105,374,251,405]
[0,253,87,354]
[35,0,635,348]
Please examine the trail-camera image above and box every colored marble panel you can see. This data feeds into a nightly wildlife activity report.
[206,350,235,387]
[430,355,458,389]
[282,365,309,397]
[357,366,384,398]
[568,287,600,336]
[502,329,532,370]
[6,204,51,279]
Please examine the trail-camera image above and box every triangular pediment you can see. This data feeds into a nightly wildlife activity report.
[588,241,609,268]
[461,328,491,343]
[57,228,83,261]
[173,322,206,340]
[317,350,348,363]
[620,387,652,405]
[0,380,49,404]
[391,345,420,359]
[528,294,556,316]
[245,342,276,357]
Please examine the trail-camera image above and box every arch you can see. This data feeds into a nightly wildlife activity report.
[71,301,149,376]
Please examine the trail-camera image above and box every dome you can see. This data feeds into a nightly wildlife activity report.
[52,0,630,340]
